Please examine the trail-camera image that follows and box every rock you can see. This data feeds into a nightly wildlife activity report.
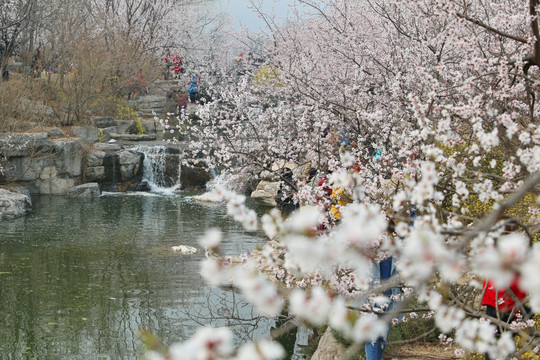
[67,183,101,197]
[120,164,138,181]
[40,166,57,180]
[47,127,63,138]
[180,164,211,189]
[19,98,55,118]
[171,245,198,254]
[1,136,83,186]
[93,116,116,128]
[102,154,121,184]
[132,181,151,192]
[109,133,157,141]
[0,133,51,157]
[0,189,32,220]
[193,192,223,203]
[141,119,157,133]
[87,151,106,167]
[36,177,76,195]
[72,126,99,144]
[11,186,30,197]
[94,143,122,152]
[53,140,83,177]
[311,328,344,360]
[86,166,105,181]
[119,150,141,165]
[260,161,311,181]
[251,180,279,206]
[119,150,142,181]
[101,184,119,192]
[99,127,115,140]
[2,157,45,182]
[113,120,133,133]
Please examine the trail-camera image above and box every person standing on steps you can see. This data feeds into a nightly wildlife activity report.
[178,90,188,113]
[187,74,199,104]
[165,88,177,115]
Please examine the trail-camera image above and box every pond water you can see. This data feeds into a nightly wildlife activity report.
[0,192,289,360]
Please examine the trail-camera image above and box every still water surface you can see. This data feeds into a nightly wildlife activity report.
[0,192,274,359]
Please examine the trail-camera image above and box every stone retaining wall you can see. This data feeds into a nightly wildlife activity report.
[0,130,210,195]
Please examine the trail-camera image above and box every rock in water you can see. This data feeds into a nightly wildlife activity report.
[192,192,223,203]
[171,245,198,254]
[0,189,32,220]
[67,183,101,197]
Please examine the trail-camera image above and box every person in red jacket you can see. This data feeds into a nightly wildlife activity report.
[481,276,527,313]
[481,274,528,360]
[178,91,188,113]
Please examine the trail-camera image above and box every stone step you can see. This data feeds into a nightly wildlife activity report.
[109,133,157,141]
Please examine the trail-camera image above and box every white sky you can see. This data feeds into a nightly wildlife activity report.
[215,0,298,33]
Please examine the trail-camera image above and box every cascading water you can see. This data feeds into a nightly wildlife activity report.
[132,145,181,193]
[193,170,246,202]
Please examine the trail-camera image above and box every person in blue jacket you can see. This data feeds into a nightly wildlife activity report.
[187,75,199,104]
[364,203,416,360]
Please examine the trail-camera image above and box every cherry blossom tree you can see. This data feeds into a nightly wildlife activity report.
[154,0,540,359]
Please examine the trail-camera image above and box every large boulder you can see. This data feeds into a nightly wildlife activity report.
[118,150,142,181]
[1,156,45,182]
[180,164,211,189]
[67,183,101,197]
[53,140,84,177]
[87,150,106,167]
[72,126,99,144]
[0,189,32,220]
[0,134,83,188]
[250,180,279,206]
[311,328,344,360]
[119,150,141,165]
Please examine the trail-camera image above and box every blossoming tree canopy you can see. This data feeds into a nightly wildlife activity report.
[151,0,540,359]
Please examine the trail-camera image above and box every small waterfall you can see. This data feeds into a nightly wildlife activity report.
[193,170,244,202]
[111,157,117,185]
[132,145,181,193]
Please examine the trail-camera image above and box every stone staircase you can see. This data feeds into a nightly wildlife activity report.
[128,95,167,119]
[128,77,189,119]
[119,76,198,142]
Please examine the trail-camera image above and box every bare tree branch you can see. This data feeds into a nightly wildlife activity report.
[456,12,528,44]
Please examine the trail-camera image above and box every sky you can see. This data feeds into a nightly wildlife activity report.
[215,0,298,33]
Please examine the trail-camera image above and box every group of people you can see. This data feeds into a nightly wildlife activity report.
[164,74,200,116]
[162,52,199,104]
[163,52,186,80]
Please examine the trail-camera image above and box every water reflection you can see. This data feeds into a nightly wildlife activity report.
[0,193,272,359]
